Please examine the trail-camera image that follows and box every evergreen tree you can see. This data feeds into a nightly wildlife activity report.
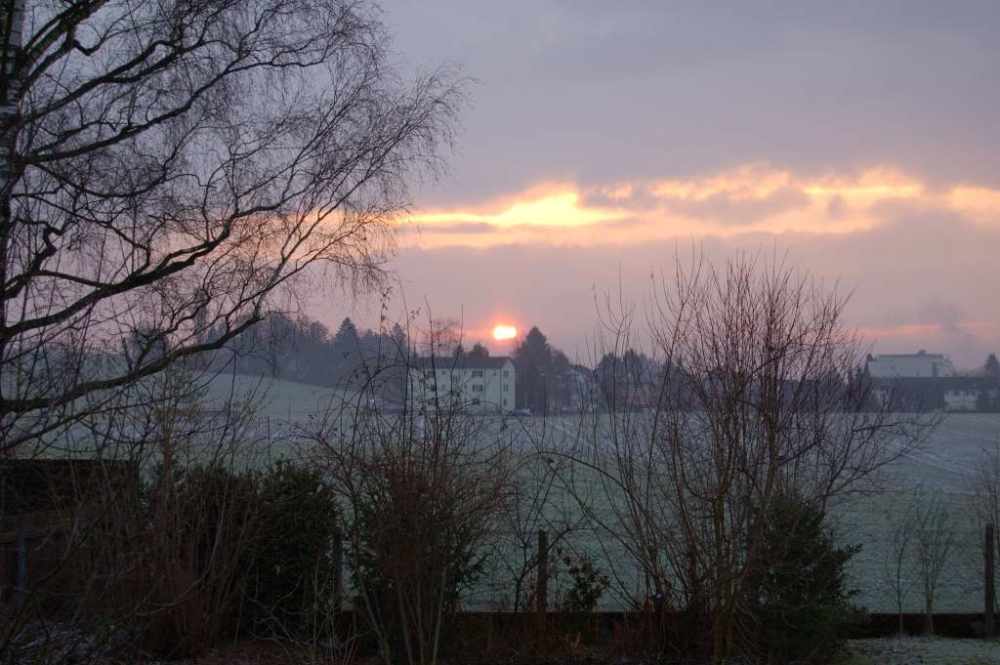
[746,493,860,663]
[389,323,409,358]
[985,353,1000,379]
[333,317,361,351]
[514,327,553,413]
[594,353,618,411]
[332,318,362,383]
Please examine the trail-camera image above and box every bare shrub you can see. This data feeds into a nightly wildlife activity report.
[309,328,515,665]
[556,253,935,663]
[972,439,1000,601]
[882,492,917,635]
[909,486,957,635]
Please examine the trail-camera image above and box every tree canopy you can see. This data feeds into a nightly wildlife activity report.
[0,0,461,453]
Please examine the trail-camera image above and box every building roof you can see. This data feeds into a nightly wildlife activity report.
[870,350,949,360]
[410,356,513,371]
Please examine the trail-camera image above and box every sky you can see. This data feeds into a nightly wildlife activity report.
[324,0,1000,368]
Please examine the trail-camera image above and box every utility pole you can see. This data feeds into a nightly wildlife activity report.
[536,529,548,617]
[987,523,996,638]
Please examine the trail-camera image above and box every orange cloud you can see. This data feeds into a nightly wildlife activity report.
[396,166,1000,249]
[406,182,627,229]
[947,186,1000,226]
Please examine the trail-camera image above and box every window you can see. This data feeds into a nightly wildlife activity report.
[503,398,508,407]
[472,384,484,393]
[472,398,481,405]
[503,384,509,392]
[472,369,483,378]
[503,370,509,378]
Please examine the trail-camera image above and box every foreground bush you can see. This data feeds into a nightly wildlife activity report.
[244,462,340,639]
[142,465,260,656]
[314,405,514,665]
[349,449,492,665]
[132,461,338,656]
[744,493,861,664]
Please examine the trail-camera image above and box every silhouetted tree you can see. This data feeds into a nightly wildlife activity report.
[514,327,552,413]
[0,0,462,455]
[986,353,1000,380]
[469,343,490,360]
[594,349,657,411]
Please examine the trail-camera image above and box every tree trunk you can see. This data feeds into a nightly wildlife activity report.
[0,0,25,456]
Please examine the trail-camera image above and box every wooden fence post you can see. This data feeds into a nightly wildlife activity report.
[536,529,548,617]
[333,526,343,614]
[14,525,27,609]
[986,523,996,638]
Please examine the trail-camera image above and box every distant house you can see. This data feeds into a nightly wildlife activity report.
[942,377,1000,412]
[871,376,1000,412]
[867,350,956,379]
[407,356,515,413]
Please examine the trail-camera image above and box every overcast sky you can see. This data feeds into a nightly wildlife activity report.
[321,1,1000,368]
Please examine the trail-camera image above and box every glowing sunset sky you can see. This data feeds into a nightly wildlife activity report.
[325,1,1000,367]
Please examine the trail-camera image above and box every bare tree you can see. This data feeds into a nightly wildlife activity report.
[491,451,584,612]
[909,486,957,635]
[0,0,462,455]
[882,493,917,636]
[972,440,1000,574]
[556,254,935,663]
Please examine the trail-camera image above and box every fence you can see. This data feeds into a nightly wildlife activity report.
[0,459,137,613]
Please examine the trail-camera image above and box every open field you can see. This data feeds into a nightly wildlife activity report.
[228,376,1000,614]
[844,637,1000,665]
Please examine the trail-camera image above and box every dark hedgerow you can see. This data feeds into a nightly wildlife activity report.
[244,461,340,638]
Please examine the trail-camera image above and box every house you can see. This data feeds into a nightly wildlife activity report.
[942,377,1000,412]
[866,351,955,379]
[407,356,516,414]
[870,376,1000,412]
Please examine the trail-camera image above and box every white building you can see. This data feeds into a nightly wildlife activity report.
[943,384,979,412]
[866,351,955,379]
[408,356,515,413]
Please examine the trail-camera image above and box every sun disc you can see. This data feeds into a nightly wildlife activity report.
[493,324,517,341]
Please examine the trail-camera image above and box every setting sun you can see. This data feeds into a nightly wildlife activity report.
[492,324,517,341]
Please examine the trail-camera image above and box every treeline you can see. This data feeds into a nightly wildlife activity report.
[200,314,598,413]
[203,314,409,390]
[512,326,879,415]
[510,327,670,414]
[201,314,880,416]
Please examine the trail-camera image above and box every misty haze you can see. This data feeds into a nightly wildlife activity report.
[1,2,999,665]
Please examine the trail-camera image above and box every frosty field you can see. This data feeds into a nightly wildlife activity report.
[231,374,1000,614]
[61,373,1000,614]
